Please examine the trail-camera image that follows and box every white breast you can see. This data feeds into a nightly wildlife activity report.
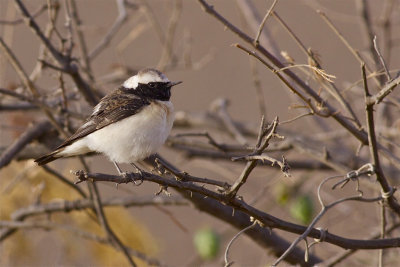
[79,100,174,163]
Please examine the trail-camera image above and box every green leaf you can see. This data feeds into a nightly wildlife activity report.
[290,195,314,224]
[193,228,220,260]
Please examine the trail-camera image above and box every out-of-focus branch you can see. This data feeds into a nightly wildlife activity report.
[0,120,51,169]
[253,0,278,45]
[210,98,249,146]
[89,0,129,60]
[317,10,380,87]
[87,179,137,266]
[369,74,400,105]
[41,165,87,198]
[13,0,98,105]
[69,0,94,82]
[157,0,182,71]
[0,194,186,242]
[0,3,47,25]
[356,0,381,75]
[0,220,167,266]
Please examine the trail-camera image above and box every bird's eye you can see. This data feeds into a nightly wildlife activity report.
[148,82,156,88]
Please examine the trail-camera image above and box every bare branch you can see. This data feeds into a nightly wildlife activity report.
[373,35,391,81]
[254,0,278,45]
[226,117,280,197]
[361,64,400,216]
[72,169,400,250]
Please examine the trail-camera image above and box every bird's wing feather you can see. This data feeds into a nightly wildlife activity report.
[57,92,149,149]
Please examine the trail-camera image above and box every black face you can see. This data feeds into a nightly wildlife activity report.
[123,82,172,101]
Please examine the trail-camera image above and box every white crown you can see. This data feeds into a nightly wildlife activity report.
[123,69,170,89]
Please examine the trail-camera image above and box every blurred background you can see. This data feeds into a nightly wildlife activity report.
[1,0,400,266]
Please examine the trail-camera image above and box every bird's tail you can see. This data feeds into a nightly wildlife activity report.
[34,150,61,165]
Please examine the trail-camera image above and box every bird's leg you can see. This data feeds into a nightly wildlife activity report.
[130,162,144,175]
[113,162,129,178]
[130,163,144,186]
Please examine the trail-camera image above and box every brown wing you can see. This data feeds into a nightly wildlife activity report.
[57,91,150,149]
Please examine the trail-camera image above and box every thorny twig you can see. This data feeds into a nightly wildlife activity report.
[362,64,400,216]
[73,169,400,250]
[226,116,281,197]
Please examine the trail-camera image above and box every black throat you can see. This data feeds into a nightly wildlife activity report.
[121,82,171,101]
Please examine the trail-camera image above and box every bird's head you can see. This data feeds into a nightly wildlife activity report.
[122,68,182,101]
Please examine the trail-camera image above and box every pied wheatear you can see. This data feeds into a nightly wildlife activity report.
[35,68,181,175]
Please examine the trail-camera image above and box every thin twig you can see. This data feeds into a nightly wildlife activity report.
[271,10,359,127]
[226,117,281,197]
[373,35,392,82]
[232,154,290,177]
[318,10,380,87]
[272,172,382,266]
[369,74,400,105]
[362,63,400,216]
[224,219,258,267]
[0,3,47,25]
[254,0,278,45]
[235,44,329,117]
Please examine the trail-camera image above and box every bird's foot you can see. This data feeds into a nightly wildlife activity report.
[113,162,142,185]
[130,163,144,186]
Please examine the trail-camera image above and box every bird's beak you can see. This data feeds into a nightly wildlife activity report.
[168,81,182,87]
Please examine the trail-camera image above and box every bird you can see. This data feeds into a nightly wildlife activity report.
[35,68,182,176]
